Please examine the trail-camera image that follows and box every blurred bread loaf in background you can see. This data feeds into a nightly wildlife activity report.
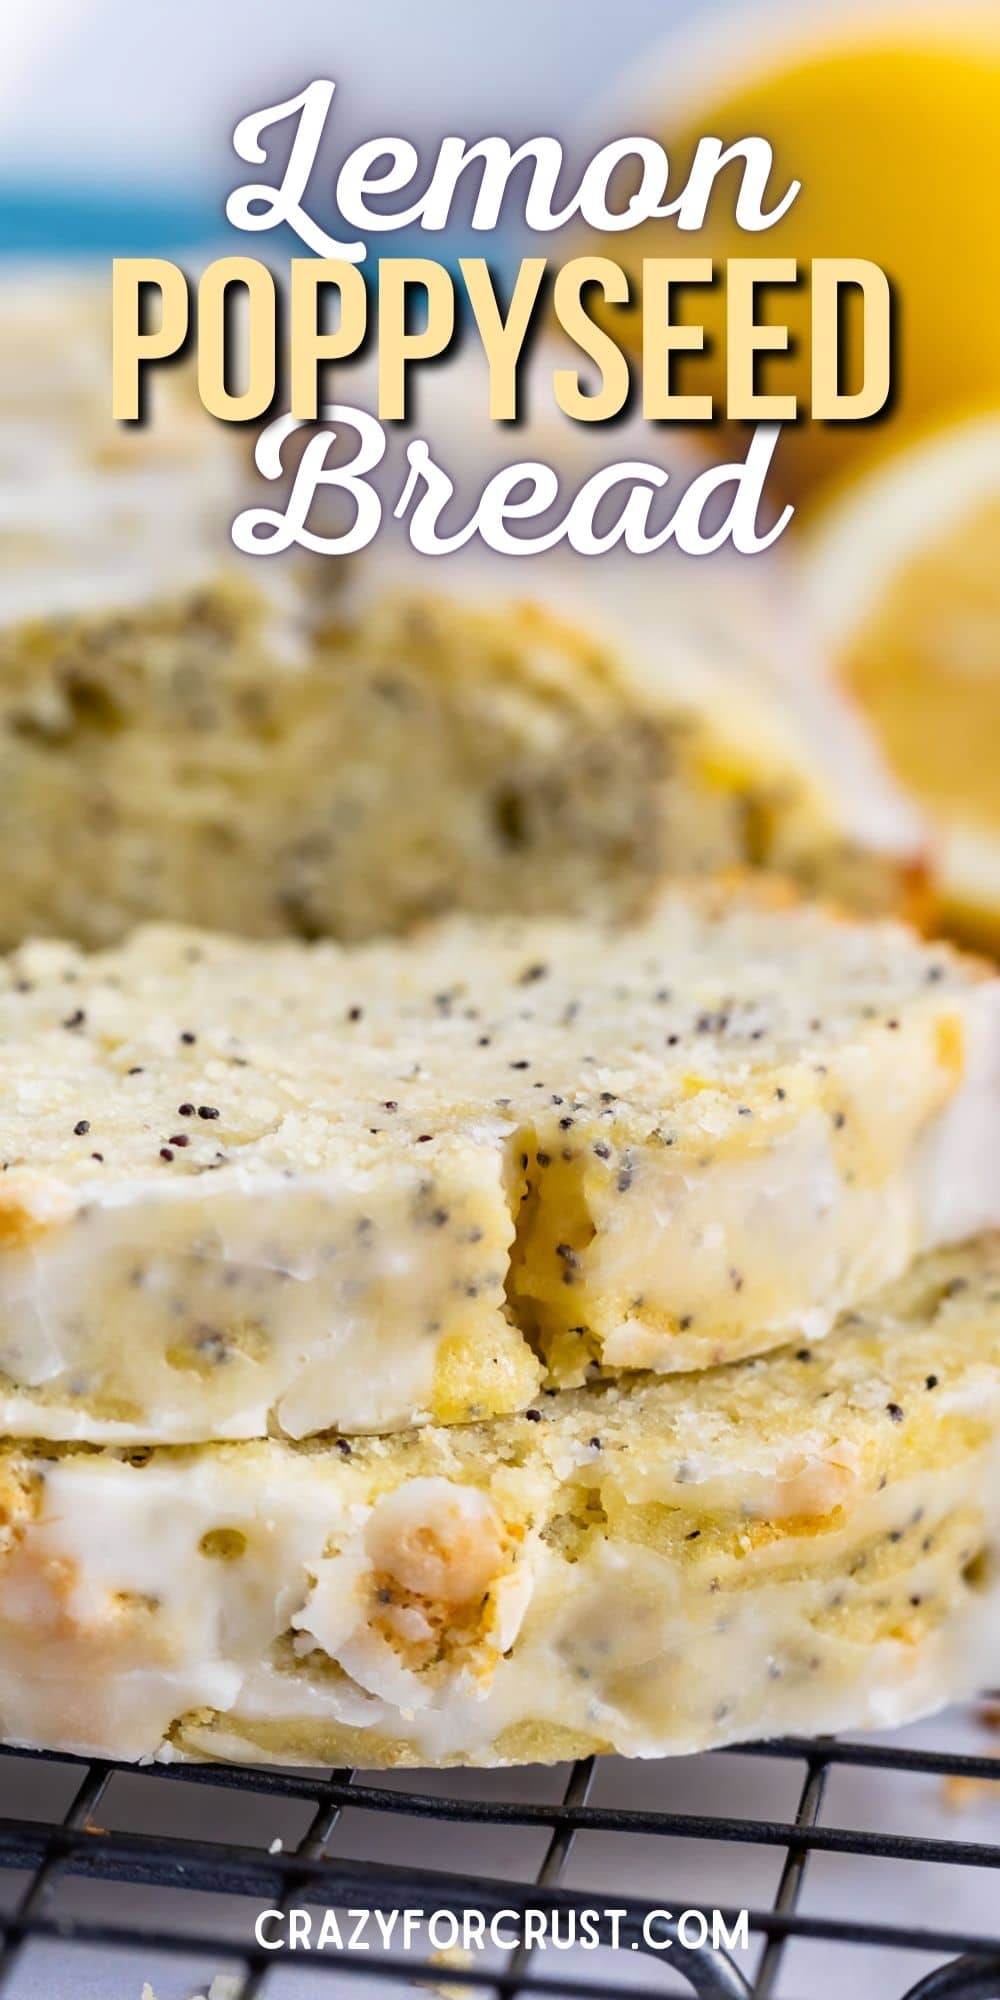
[0,274,926,949]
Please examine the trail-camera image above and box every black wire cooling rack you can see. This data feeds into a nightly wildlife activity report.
[1,1710,1000,2000]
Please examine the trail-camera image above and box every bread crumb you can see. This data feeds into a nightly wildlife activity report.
[421,1944,473,1998]
[140,1974,242,2000]
[942,1771,1000,1810]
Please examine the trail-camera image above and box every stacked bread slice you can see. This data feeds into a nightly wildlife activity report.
[0,280,998,1768]
[0,886,997,1765]
[1,1237,998,1767]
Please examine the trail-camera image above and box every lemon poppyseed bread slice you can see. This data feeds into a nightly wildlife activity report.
[1,1237,999,1766]
[0,556,927,949]
[0,278,924,951]
[0,885,997,1442]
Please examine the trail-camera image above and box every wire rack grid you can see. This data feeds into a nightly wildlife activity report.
[1,1709,1000,2000]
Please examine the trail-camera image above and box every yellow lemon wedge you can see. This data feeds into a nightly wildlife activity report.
[799,416,1000,944]
[595,1,1000,500]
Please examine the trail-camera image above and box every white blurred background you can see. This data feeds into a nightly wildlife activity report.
[0,0,704,196]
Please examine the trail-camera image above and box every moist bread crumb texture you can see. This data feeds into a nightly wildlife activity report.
[0,1238,997,1766]
[0,276,925,951]
[0,886,995,1441]
[0,570,924,954]
[0,283,991,1774]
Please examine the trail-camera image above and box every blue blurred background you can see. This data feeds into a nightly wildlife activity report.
[0,0,707,257]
